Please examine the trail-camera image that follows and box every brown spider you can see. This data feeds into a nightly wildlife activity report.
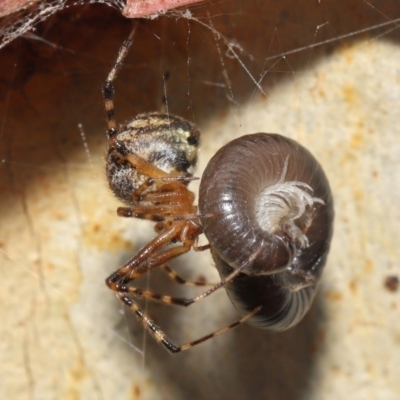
[102,28,259,353]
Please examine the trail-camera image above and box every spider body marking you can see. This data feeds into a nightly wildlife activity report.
[106,111,200,206]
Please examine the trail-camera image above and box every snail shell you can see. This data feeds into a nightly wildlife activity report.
[199,133,334,330]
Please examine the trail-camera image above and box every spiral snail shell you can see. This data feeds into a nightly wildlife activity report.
[199,133,334,330]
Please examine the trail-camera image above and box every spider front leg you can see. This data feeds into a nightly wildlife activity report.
[106,218,203,289]
[117,184,199,224]
[109,240,195,296]
[106,222,184,289]
[132,175,198,203]
[116,206,197,222]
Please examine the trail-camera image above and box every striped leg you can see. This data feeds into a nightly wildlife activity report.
[132,176,198,203]
[118,293,261,354]
[161,265,214,286]
[103,25,137,138]
[116,259,247,307]
[117,206,197,223]
[193,243,211,251]
[106,223,183,289]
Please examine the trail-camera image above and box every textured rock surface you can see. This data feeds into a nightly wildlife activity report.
[1,1,399,399]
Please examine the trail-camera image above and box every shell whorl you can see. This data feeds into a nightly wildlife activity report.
[199,133,334,329]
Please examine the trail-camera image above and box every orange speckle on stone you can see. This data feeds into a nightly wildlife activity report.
[364,259,374,273]
[344,47,354,65]
[83,222,134,252]
[353,189,363,202]
[92,223,101,232]
[349,279,357,294]
[325,290,343,301]
[52,210,66,220]
[350,133,363,149]
[342,82,357,106]
[130,384,142,399]
[46,262,55,272]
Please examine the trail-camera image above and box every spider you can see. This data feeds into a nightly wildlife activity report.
[103,27,260,354]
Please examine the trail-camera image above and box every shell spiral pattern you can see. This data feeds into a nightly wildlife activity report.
[199,133,334,330]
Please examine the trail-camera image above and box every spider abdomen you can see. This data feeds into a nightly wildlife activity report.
[106,112,200,205]
[198,133,334,330]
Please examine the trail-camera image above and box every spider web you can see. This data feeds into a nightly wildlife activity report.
[0,0,126,49]
[1,1,400,399]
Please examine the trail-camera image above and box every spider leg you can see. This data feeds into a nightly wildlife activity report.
[192,234,211,252]
[117,240,266,306]
[106,243,195,289]
[117,205,174,217]
[136,190,194,207]
[103,25,137,138]
[194,244,211,251]
[118,294,261,354]
[160,265,214,287]
[105,222,184,289]
[108,260,213,289]
[125,153,171,179]
[133,177,197,203]
[116,258,247,306]
[135,239,194,273]
[117,206,197,222]
[132,177,156,202]
[106,218,203,291]
[109,148,198,212]
[107,240,196,297]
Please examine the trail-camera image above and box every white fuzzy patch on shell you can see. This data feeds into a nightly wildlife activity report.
[255,157,324,248]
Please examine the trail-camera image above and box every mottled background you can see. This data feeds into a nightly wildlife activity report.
[1,1,400,399]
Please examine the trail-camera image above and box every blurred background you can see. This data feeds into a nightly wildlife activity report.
[1,1,400,399]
